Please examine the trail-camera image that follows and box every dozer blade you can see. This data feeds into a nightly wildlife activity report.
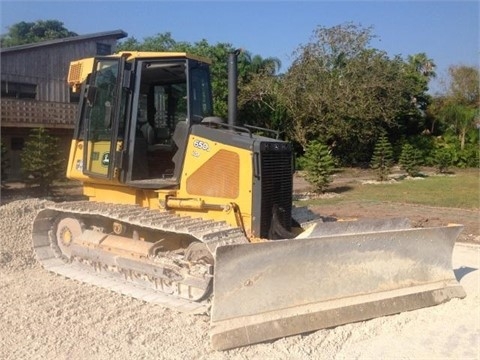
[210,223,465,350]
[296,217,412,238]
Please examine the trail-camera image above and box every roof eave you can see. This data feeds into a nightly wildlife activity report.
[0,29,128,54]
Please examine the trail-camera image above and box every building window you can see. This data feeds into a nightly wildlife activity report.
[11,137,24,151]
[1,81,37,99]
[96,43,112,55]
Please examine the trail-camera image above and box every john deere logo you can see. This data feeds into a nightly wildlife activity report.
[101,152,110,167]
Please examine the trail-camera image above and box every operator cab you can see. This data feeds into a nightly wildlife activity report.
[77,53,213,189]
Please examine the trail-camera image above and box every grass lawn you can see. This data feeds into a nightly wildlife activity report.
[298,168,479,209]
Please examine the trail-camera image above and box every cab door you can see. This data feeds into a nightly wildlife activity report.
[83,57,128,179]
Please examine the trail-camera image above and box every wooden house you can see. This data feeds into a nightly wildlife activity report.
[1,30,127,181]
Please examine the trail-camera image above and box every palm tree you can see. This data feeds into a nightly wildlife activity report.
[252,54,282,75]
[441,103,476,150]
[242,51,281,76]
[407,53,436,78]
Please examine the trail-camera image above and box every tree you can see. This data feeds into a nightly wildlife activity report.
[370,134,394,181]
[278,23,430,164]
[1,141,9,186]
[242,52,281,77]
[434,148,453,174]
[117,32,179,52]
[447,65,479,106]
[301,141,335,193]
[238,70,287,131]
[428,65,479,168]
[399,143,422,177]
[425,96,448,134]
[398,53,437,137]
[440,104,477,151]
[21,127,64,194]
[1,20,77,47]
[236,52,284,130]
[442,66,479,151]
[407,53,436,78]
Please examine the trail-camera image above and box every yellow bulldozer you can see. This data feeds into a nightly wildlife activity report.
[32,50,465,351]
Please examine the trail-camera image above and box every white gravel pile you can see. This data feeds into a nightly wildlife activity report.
[0,199,478,359]
[0,199,51,271]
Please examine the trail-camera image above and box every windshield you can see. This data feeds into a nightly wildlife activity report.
[190,62,213,122]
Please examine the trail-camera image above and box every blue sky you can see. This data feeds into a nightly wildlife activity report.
[1,1,478,93]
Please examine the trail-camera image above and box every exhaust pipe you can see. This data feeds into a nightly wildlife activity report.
[228,49,241,127]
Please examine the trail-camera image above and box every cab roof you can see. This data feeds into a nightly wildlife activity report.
[116,51,212,64]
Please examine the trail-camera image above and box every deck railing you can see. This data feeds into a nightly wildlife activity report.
[1,98,78,128]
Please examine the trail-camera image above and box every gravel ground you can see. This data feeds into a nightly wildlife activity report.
[1,199,479,359]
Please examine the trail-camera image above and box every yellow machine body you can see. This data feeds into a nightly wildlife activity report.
[66,132,255,234]
[32,51,466,351]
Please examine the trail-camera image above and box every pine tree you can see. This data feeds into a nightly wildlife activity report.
[370,134,394,181]
[399,143,421,177]
[302,140,335,193]
[434,148,452,174]
[21,127,64,195]
[1,141,9,185]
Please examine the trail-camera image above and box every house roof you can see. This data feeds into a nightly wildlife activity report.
[0,29,128,54]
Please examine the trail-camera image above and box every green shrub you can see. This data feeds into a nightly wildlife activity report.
[302,140,335,193]
[399,143,422,177]
[370,134,394,181]
[433,130,479,168]
[455,145,480,168]
[295,155,307,171]
[21,127,64,195]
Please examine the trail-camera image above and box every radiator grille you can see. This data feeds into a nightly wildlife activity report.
[186,149,239,199]
[259,142,292,238]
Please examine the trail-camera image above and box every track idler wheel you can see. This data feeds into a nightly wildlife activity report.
[185,242,214,265]
[54,217,84,259]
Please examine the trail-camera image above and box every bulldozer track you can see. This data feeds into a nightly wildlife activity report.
[32,201,249,314]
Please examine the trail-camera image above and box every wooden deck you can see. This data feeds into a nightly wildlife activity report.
[1,98,77,128]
